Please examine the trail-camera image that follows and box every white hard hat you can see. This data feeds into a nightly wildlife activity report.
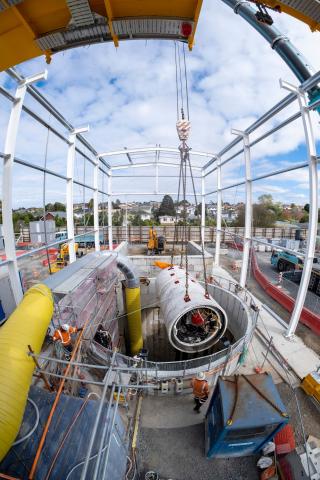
[61,324,69,331]
[196,372,205,381]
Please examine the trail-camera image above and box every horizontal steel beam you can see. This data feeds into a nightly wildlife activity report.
[99,146,216,159]
[111,162,202,171]
[205,158,319,196]
[203,67,320,171]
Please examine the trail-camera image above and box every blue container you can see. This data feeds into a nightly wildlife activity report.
[205,373,288,458]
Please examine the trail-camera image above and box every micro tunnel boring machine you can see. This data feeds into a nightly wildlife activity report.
[156,266,228,353]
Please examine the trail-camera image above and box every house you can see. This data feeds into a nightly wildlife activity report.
[159,216,176,225]
[221,210,237,222]
[129,209,152,221]
[41,211,67,221]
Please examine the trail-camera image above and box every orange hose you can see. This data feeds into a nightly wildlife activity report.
[44,394,95,480]
[0,474,21,480]
[28,320,91,479]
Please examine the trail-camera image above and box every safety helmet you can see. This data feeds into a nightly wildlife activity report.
[61,324,69,331]
[196,372,205,381]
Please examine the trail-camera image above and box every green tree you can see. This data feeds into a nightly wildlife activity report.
[45,203,54,211]
[258,194,273,205]
[112,210,123,226]
[131,214,144,226]
[156,195,176,219]
[233,203,277,228]
[299,213,309,223]
[53,202,66,211]
[304,203,310,213]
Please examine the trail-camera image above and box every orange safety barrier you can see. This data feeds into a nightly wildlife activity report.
[251,248,320,336]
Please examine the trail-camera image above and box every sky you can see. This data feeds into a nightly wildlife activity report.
[0,0,319,208]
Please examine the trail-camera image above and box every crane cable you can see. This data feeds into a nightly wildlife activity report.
[172,41,209,301]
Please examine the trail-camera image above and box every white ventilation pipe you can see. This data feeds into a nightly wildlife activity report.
[156,266,228,353]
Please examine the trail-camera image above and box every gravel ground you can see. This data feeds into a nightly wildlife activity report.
[136,384,320,480]
[277,382,320,442]
[137,423,259,480]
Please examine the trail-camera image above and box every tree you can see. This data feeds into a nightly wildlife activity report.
[45,203,54,211]
[258,194,273,205]
[131,214,144,226]
[53,202,66,211]
[156,195,176,219]
[233,203,277,228]
[304,203,310,213]
[299,213,309,223]
[112,210,123,226]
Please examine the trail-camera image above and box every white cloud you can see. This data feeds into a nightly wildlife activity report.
[0,0,319,207]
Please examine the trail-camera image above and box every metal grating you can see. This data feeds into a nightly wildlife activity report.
[66,0,95,27]
[36,31,66,50]
[0,0,23,12]
[35,17,191,52]
[113,18,193,37]
[278,0,320,24]
[36,22,109,51]
[64,23,109,42]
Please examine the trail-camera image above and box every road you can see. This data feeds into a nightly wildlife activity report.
[256,251,320,315]
[207,247,320,355]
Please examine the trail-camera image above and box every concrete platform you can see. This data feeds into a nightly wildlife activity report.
[138,392,259,480]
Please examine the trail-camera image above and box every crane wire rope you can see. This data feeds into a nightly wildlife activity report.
[172,41,209,301]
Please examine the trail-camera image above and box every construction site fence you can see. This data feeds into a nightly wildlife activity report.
[15,226,306,244]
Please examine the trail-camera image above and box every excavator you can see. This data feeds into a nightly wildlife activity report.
[50,242,83,273]
[147,226,165,255]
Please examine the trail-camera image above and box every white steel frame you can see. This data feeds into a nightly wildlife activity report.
[0,68,319,338]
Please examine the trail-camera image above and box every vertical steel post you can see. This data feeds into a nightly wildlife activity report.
[232,129,252,288]
[215,156,222,266]
[66,126,89,263]
[155,146,159,195]
[280,80,319,337]
[80,352,116,480]
[66,133,76,264]
[2,70,47,305]
[201,172,206,248]
[125,200,128,243]
[108,173,113,250]
[93,158,100,252]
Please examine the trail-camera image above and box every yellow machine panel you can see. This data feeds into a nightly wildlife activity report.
[0,0,203,71]
[258,1,320,32]
[301,371,320,402]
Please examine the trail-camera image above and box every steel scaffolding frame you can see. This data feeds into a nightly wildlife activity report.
[0,66,319,338]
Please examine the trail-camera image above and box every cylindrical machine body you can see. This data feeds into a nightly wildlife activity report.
[0,284,53,461]
[156,266,228,353]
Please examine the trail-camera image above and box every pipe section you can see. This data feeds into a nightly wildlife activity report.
[221,0,315,84]
[0,284,53,461]
[101,252,143,354]
[156,267,228,353]
[125,287,143,355]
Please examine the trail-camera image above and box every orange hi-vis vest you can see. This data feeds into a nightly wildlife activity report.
[192,378,209,399]
[53,326,78,346]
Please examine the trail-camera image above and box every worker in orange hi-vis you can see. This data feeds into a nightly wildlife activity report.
[52,324,83,357]
[192,371,209,413]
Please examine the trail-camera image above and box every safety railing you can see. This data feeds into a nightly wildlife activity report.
[45,276,258,380]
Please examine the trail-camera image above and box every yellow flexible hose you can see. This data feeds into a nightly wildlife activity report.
[0,284,53,461]
[125,287,143,356]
